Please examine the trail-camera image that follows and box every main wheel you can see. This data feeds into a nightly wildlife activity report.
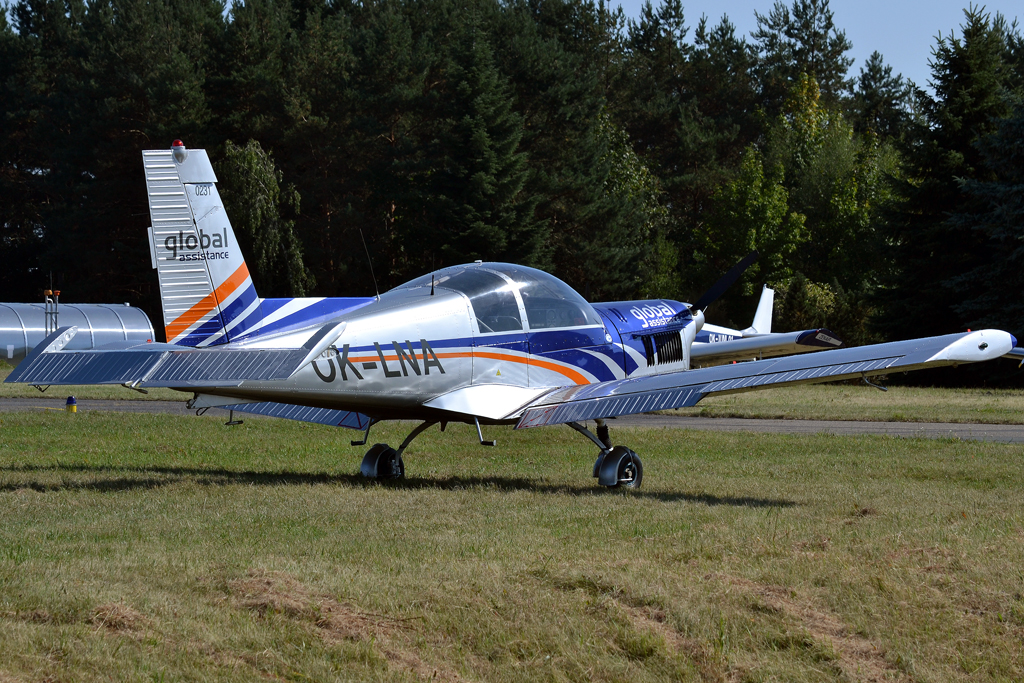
[360,443,405,479]
[379,448,405,479]
[615,450,643,489]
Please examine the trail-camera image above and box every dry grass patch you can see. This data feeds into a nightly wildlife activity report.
[88,603,148,633]
[724,575,904,683]
[229,569,462,681]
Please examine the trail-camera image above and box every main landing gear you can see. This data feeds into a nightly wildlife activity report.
[359,420,438,479]
[568,419,643,489]
[359,418,496,480]
[358,418,642,489]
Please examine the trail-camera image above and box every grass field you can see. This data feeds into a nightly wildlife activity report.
[1,410,1022,681]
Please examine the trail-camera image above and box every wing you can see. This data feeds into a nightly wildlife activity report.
[219,401,371,430]
[690,328,842,367]
[514,330,1015,429]
[4,323,344,388]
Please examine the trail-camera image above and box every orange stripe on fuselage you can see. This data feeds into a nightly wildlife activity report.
[347,349,590,385]
[165,262,250,342]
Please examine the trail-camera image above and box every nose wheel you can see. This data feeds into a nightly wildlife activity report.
[595,446,643,488]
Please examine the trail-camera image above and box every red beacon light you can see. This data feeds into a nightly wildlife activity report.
[171,139,188,163]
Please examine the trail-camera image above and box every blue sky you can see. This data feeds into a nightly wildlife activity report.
[613,0,1021,91]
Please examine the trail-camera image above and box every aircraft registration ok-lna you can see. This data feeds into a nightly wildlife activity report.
[9,142,1024,489]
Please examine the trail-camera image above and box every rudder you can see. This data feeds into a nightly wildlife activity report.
[144,141,260,346]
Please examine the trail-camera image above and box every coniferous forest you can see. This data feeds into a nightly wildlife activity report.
[2,0,1023,372]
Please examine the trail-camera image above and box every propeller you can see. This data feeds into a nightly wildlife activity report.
[635,250,761,339]
[657,250,758,335]
[689,250,759,314]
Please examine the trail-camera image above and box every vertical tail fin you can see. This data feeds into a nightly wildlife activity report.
[742,285,774,336]
[144,141,260,346]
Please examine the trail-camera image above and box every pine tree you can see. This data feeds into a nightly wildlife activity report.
[494,0,655,299]
[948,103,1024,336]
[878,7,1019,340]
[752,0,853,112]
[850,51,912,138]
[414,21,539,266]
[213,0,297,147]
[213,0,358,296]
[5,0,223,330]
[0,4,47,301]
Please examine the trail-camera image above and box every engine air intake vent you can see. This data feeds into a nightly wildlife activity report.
[640,330,685,366]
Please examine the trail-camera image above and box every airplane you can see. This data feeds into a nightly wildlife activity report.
[7,142,1024,489]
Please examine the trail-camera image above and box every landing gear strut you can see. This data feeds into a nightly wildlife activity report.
[360,420,438,479]
[567,419,643,489]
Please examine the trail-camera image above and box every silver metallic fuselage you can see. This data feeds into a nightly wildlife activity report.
[187,268,697,423]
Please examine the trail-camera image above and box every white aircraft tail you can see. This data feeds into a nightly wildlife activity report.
[144,141,259,346]
[741,285,774,336]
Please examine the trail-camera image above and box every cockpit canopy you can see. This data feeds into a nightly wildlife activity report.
[395,263,602,334]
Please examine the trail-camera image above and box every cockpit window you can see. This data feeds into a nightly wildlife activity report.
[397,267,522,334]
[495,265,602,330]
[394,263,601,331]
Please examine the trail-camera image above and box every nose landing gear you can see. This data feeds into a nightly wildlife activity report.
[597,446,643,488]
[568,420,643,489]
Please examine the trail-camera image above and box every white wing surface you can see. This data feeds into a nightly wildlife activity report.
[514,330,1015,428]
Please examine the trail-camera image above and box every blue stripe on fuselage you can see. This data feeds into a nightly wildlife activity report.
[230,297,376,342]
[177,314,230,347]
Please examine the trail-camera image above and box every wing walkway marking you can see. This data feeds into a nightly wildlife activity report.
[3,398,1024,444]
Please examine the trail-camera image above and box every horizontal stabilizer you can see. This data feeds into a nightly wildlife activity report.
[219,401,371,430]
[515,329,1013,428]
[5,326,308,387]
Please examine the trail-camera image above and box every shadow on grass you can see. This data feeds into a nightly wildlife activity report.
[0,463,797,508]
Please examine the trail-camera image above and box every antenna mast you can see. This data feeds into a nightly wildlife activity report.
[359,229,380,301]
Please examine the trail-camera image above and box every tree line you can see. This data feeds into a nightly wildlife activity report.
[2,0,1023,370]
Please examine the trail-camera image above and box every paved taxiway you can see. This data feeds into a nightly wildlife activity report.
[4,397,1024,444]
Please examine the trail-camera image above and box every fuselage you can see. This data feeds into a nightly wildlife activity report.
[192,263,699,422]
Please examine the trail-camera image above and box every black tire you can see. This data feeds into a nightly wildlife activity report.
[360,443,405,479]
[380,449,405,479]
[615,450,643,489]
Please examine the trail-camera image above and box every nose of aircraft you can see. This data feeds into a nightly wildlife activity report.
[692,308,705,333]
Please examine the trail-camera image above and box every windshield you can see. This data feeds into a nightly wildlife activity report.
[395,263,601,331]
[495,265,602,330]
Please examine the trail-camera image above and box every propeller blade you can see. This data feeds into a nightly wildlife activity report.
[690,250,759,312]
